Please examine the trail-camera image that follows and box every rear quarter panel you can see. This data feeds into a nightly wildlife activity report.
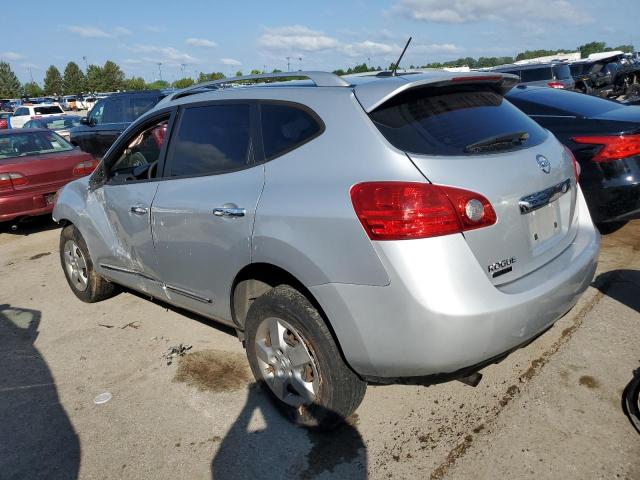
[252,88,427,287]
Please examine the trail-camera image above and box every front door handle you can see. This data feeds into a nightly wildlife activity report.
[130,205,148,215]
[213,206,246,218]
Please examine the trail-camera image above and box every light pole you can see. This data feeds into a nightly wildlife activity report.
[82,56,88,71]
[298,57,302,71]
[286,56,291,72]
[157,62,163,82]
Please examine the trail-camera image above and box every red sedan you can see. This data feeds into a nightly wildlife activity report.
[0,129,97,224]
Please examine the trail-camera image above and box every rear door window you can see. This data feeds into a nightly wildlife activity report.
[166,103,251,177]
[369,85,547,156]
[260,103,323,160]
[520,68,552,82]
[103,98,127,124]
[128,97,158,121]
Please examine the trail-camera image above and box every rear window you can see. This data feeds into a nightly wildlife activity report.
[369,86,547,156]
[520,67,553,82]
[507,87,620,117]
[552,64,571,80]
[0,131,73,159]
[34,106,64,115]
[260,103,322,160]
[128,97,158,121]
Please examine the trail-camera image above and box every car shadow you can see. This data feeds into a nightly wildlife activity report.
[211,383,367,479]
[0,304,80,480]
[0,216,60,236]
[592,269,640,314]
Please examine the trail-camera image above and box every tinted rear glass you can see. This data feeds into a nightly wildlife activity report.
[520,67,553,82]
[128,97,158,121]
[552,64,571,80]
[507,87,619,117]
[168,104,251,177]
[260,103,322,160]
[369,86,547,156]
[34,106,63,115]
[0,131,73,159]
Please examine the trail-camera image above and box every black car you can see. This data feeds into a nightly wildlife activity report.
[70,90,164,159]
[570,53,640,98]
[507,85,640,226]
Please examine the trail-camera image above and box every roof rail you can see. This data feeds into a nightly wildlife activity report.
[169,71,350,101]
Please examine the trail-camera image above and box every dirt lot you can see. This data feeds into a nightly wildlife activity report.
[1,218,639,480]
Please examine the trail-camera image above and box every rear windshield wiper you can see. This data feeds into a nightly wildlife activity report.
[464,131,529,154]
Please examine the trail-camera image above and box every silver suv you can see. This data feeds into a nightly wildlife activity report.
[53,71,600,428]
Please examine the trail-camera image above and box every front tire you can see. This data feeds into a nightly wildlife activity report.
[245,285,367,429]
[59,224,116,303]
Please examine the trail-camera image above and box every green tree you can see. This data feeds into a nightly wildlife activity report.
[124,77,146,91]
[23,81,43,97]
[235,70,243,77]
[43,65,63,96]
[197,71,225,82]
[0,62,21,98]
[147,79,169,89]
[271,69,282,73]
[101,60,125,91]
[172,77,195,89]
[249,69,262,75]
[86,64,103,92]
[578,41,607,59]
[63,62,86,95]
[613,44,634,53]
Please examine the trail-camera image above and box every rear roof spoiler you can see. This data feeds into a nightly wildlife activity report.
[353,71,519,113]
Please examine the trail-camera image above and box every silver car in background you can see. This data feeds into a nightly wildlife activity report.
[53,70,599,428]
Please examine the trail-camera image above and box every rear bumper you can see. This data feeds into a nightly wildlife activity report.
[312,189,600,379]
[0,186,61,222]
[584,182,640,224]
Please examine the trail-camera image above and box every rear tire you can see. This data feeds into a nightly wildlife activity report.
[244,285,366,430]
[59,224,116,303]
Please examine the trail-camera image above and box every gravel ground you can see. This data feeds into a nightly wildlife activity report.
[0,218,638,480]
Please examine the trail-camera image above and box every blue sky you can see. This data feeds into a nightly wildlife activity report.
[4,0,638,84]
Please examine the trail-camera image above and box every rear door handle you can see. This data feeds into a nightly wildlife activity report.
[213,206,246,218]
[130,205,148,215]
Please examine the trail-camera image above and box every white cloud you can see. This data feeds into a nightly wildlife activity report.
[258,25,340,52]
[186,38,218,48]
[126,45,200,65]
[0,51,25,61]
[392,0,591,25]
[342,40,399,58]
[412,42,461,54]
[220,58,242,66]
[20,62,39,69]
[66,25,132,38]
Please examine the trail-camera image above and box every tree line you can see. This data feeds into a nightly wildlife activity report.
[0,40,635,99]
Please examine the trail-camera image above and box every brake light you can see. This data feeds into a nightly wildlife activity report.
[350,182,496,240]
[0,172,27,190]
[563,145,580,181]
[452,75,502,83]
[547,81,565,89]
[0,119,7,129]
[31,115,42,120]
[571,134,640,162]
[73,160,98,176]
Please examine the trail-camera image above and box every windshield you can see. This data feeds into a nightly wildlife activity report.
[40,116,82,130]
[0,131,74,159]
[34,106,64,115]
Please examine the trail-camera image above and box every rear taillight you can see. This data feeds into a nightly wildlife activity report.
[547,81,565,89]
[73,160,98,176]
[563,145,580,181]
[572,134,640,162]
[0,172,27,190]
[0,119,7,129]
[350,182,497,240]
[30,115,41,120]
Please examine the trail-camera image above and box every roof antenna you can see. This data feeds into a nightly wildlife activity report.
[392,37,412,76]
